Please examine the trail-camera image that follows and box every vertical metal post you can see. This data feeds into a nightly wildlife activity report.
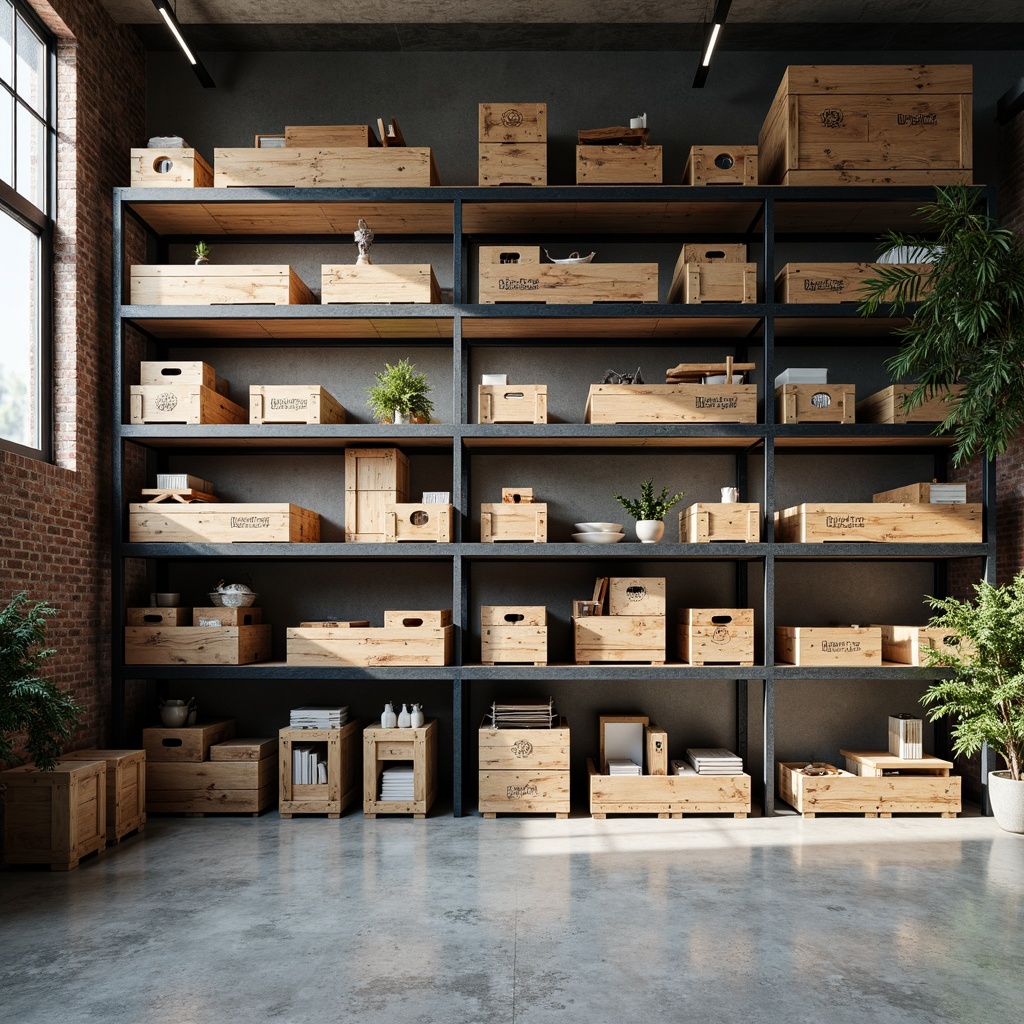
[111,192,126,746]
[762,195,776,815]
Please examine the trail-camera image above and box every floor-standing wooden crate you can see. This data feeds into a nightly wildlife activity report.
[345,447,410,542]
[478,717,570,817]
[364,720,437,818]
[60,749,146,844]
[279,722,361,818]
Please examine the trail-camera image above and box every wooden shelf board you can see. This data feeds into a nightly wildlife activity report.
[462,432,761,448]
[462,315,761,339]
[773,314,913,338]
[124,314,454,340]
[772,200,934,235]
[119,426,455,449]
[773,432,953,449]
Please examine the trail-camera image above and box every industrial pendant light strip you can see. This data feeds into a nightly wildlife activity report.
[692,0,731,89]
[150,0,215,88]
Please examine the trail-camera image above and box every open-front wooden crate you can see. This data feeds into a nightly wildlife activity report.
[279,722,361,819]
[588,759,750,818]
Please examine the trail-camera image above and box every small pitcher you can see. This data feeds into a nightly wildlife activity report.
[410,703,425,729]
[381,702,398,728]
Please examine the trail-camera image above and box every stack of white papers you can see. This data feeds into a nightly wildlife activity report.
[379,764,415,800]
[607,758,642,776]
[928,483,967,504]
[686,748,744,775]
[490,698,555,729]
[290,706,348,729]
[671,760,698,776]
[775,368,828,387]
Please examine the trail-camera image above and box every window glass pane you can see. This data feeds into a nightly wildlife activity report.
[15,11,44,116]
[0,211,40,450]
[15,101,45,210]
[0,2,12,88]
[0,88,11,186]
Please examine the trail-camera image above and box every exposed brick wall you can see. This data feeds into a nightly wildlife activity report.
[0,0,145,760]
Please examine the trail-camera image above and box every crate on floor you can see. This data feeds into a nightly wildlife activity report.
[60,749,146,844]
[147,755,278,816]
[480,606,548,665]
[588,759,751,818]
[680,502,761,543]
[249,385,346,424]
[279,721,361,818]
[478,714,570,818]
[364,720,438,818]
[678,609,755,666]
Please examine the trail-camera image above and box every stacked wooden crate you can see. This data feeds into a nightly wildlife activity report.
[479,102,547,186]
[576,126,662,184]
[574,577,666,665]
[125,604,272,666]
[287,610,453,667]
[130,360,247,425]
[364,720,438,818]
[478,716,570,817]
[667,243,756,305]
[480,486,547,543]
[345,447,410,542]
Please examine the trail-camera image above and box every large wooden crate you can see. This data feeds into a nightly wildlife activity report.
[131,265,313,305]
[856,385,963,424]
[286,624,453,666]
[249,385,346,425]
[125,625,272,665]
[1,761,107,870]
[758,64,973,186]
[574,615,666,665]
[140,360,228,395]
[364,720,438,818]
[480,605,548,665]
[214,147,440,187]
[588,759,751,818]
[478,384,548,424]
[143,720,236,762]
[345,447,411,543]
[479,103,547,143]
[775,384,856,424]
[129,385,247,425]
[775,626,882,666]
[774,502,982,543]
[478,143,547,186]
[129,502,320,543]
[585,384,758,424]
[60,750,146,844]
[608,577,666,617]
[683,145,758,186]
[679,608,755,666]
[385,503,454,543]
[680,502,760,543]
[480,502,548,543]
[478,716,569,818]
[576,145,662,184]
[147,757,277,815]
[321,264,441,304]
[131,147,213,188]
[775,262,930,304]
[279,721,361,818]
[479,260,658,304]
[879,624,969,666]
[872,481,967,503]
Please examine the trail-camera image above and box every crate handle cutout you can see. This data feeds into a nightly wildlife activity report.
[503,613,525,624]
[503,392,525,400]
[703,250,728,261]
[711,614,734,624]
[626,585,647,602]
[159,367,183,376]
[143,613,162,623]
[714,152,735,169]
[410,510,430,526]
[153,155,174,174]
[811,392,832,408]
[161,738,184,747]
[499,251,523,264]
[401,617,424,627]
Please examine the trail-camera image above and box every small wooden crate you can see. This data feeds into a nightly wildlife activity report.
[879,624,968,666]
[680,502,761,543]
[856,385,963,424]
[279,721,361,818]
[125,625,272,665]
[585,384,758,424]
[774,502,982,543]
[576,144,663,184]
[129,503,320,543]
[321,264,442,304]
[140,360,229,395]
[210,737,278,761]
[345,447,411,543]
[385,503,454,543]
[192,606,262,627]
[126,607,192,627]
[573,615,666,665]
[479,103,547,143]
[478,384,548,424]
[60,750,145,844]
[130,265,314,305]
[0,761,107,870]
[284,124,378,147]
[143,721,236,763]
[147,756,277,816]
[478,143,547,186]
[480,605,548,665]
[249,385,346,425]
[286,625,453,667]
[683,145,758,186]
[383,609,452,628]
[588,759,751,818]
[608,577,666,617]
[672,262,757,305]
[478,716,570,818]
[480,502,548,543]
[775,262,929,304]
[131,147,213,188]
[364,720,438,818]
[129,385,247,425]
[214,147,440,187]
[679,608,755,666]
[478,260,658,304]
[775,384,856,424]
[775,626,882,666]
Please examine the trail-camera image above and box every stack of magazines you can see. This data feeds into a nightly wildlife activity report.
[685,748,744,775]
[290,706,348,729]
[607,759,642,776]
[489,697,555,729]
[379,764,415,801]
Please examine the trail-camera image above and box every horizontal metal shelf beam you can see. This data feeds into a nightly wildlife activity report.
[118,664,458,680]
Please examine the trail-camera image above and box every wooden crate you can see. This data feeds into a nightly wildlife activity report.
[758,64,973,186]
[385,503,454,543]
[680,502,761,543]
[130,265,314,305]
[879,624,969,666]
[670,262,757,304]
[478,384,548,424]
[249,385,346,425]
[480,605,548,665]
[775,384,856,424]
[679,608,755,666]
[321,264,441,304]
[576,145,663,184]
[279,721,361,818]
[126,625,272,665]
[574,615,666,665]
[214,147,440,187]
[0,761,106,870]
[856,385,963,424]
[774,502,982,543]
[143,720,236,762]
[478,770,570,817]
[479,103,547,143]
[872,481,967,503]
[128,503,320,543]
[129,385,247,425]
[364,720,438,818]
[210,737,278,761]
[131,147,213,188]
[345,447,411,543]
[60,750,145,844]
[478,143,547,186]
[775,626,882,666]
[584,384,758,424]
[286,625,453,666]
[683,145,758,186]
[778,759,960,818]
[608,577,666,617]
[140,360,228,394]
[478,714,569,816]
[126,607,192,627]
[147,756,277,815]
[192,606,263,627]
[775,262,930,303]
[588,760,751,818]
[284,124,378,147]
[383,609,452,628]
[480,502,548,543]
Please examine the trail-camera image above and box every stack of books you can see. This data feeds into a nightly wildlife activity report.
[490,697,555,729]
[685,748,744,775]
[156,472,215,493]
[606,759,642,776]
[927,483,967,504]
[379,764,415,800]
[889,713,923,759]
[290,706,348,729]
[670,760,698,776]
[291,745,329,784]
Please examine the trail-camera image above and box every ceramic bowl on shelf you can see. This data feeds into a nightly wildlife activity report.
[208,591,259,608]
[155,593,180,607]
[572,531,625,544]
[544,249,596,264]
[574,522,624,533]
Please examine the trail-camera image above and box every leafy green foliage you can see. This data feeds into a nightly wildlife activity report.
[365,357,434,422]
[918,571,1024,780]
[0,593,85,771]
[612,479,684,522]
[193,240,211,260]
[859,184,1024,466]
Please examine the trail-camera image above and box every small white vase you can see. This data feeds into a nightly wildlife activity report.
[393,409,410,425]
[397,703,412,728]
[410,703,424,728]
[381,702,397,728]
[635,520,664,543]
[989,770,1024,833]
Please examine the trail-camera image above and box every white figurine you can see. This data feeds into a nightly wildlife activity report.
[354,218,373,265]
[410,703,425,728]
[381,702,397,728]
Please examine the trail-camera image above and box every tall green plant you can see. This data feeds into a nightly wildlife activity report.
[859,184,1024,466]
[0,593,84,771]
[918,571,1024,781]
[613,479,684,521]
[364,357,434,422]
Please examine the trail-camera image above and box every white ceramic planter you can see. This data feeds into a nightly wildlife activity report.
[392,409,410,425]
[989,770,1024,833]
[635,520,665,544]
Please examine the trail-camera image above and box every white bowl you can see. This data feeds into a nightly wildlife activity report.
[544,249,595,264]
[208,591,258,608]
[574,522,624,533]
[572,531,625,544]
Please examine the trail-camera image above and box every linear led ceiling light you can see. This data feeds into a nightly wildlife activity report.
[692,0,732,89]
[150,0,215,88]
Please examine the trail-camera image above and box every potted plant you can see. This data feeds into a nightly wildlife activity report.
[613,479,684,543]
[1,593,85,772]
[193,240,211,265]
[859,184,1024,467]
[365,357,434,424]
[918,570,1024,832]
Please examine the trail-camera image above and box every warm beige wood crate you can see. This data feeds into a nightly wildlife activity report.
[385,503,454,542]
[60,749,146,844]
[192,606,262,627]
[574,615,666,664]
[683,145,758,186]
[210,737,278,761]
[321,264,441,304]
[1,761,107,870]
[670,261,757,304]
[143,721,236,763]
[478,770,570,817]
[872,481,967,503]
[279,721,361,818]
[480,605,548,665]
[608,577,666,617]
[478,384,548,424]
[680,502,761,543]
[286,625,453,666]
[214,147,440,187]
[856,385,963,424]
[774,502,982,543]
[878,624,969,666]
[479,260,658,304]
[249,385,346,425]
[775,626,882,666]
[585,384,758,424]
[126,625,272,665]
[131,264,314,305]
[345,447,411,543]
[775,262,930,304]
[588,760,751,818]
[284,124,379,147]
[679,608,755,666]
[140,360,229,394]
[147,756,277,815]
[131,147,213,188]
[479,103,547,143]
[129,502,320,543]
[383,609,452,628]
[129,385,248,425]
[775,384,856,424]
[478,143,547,186]
[478,716,569,772]
[364,720,438,818]
[576,144,663,184]
[758,64,973,186]
[480,502,548,543]
[126,607,192,627]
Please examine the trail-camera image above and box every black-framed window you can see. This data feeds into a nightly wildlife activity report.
[0,0,55,460]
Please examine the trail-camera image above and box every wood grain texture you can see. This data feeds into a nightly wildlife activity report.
[214,147,440,187]
[774,502,982,543]
[129,503,320,543]
[585,384,758,424]
[126,626,272,666]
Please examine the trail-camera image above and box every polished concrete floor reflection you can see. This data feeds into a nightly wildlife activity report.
[1,812,1022,1024]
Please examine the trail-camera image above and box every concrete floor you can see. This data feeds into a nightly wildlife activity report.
[1,812,1022,1024]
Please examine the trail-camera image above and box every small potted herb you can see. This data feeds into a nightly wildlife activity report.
[365,358,434,424]
[193,240,211,266]
[613,479,684,543]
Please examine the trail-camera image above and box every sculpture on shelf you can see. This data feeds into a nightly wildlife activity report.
[354,218,374,265]
[602,367,643,385]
